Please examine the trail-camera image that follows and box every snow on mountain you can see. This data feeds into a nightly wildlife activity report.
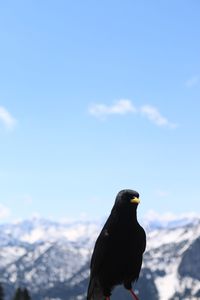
[144,219,200,300]
[0,217,100,246]
[0,213,200,299]
[143,210,200,230]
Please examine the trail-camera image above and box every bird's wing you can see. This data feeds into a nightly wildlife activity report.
[87,277,105,300]
[90,209,118,275]
[134,225,146,280]
[87,211,118,299]
[140,225,146,253]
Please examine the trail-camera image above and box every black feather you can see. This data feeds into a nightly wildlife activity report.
[87,189,146,299]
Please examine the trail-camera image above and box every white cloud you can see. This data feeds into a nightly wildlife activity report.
[0,106,16,130]
[143,210,199,225]
[140,105,177,128]
[0,203,11,219]
[144,210,177,223]
[89,99,177,128]
[89,99,137,119]
[185,76,199,88]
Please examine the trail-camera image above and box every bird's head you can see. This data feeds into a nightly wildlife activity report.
[114,189,140,210]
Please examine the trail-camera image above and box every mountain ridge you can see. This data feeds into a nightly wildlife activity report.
[0,213,200,299]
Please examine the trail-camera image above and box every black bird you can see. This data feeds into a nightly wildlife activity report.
[87,189,146,300]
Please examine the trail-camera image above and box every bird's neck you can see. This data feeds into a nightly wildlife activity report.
[133,209,138,221]
[119,207,138,225]
[132,209,138,224]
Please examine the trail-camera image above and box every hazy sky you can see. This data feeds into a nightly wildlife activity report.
[0,0,200,222]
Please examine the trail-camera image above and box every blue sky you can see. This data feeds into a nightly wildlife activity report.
[0,0,200,222]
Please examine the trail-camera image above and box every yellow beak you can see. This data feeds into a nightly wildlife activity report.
[130,197,140,204]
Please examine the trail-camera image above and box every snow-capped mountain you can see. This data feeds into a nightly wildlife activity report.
[0,214,200,300]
